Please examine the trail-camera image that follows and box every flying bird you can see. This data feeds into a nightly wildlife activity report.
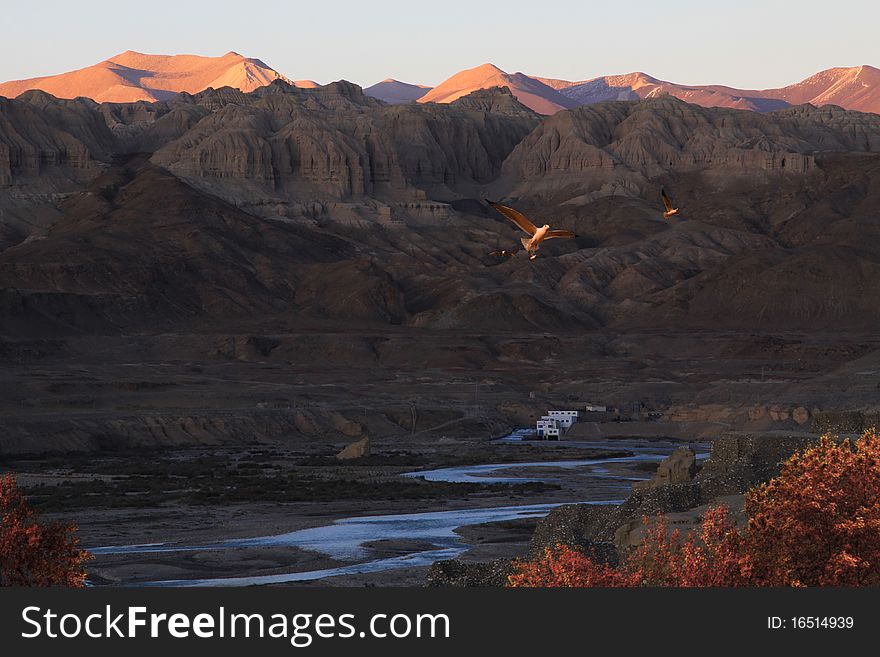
[486,200,576,260]
[483,248,517,267]
[487,249,515,258]
[661,189,679,219]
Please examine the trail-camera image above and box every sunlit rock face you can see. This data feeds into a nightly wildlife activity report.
[419,63,577,115]
[543,66,880,115]
[0,50,296,103]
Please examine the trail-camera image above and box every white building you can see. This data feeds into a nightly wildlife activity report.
[584,404,607,412]
[536,410,580,439]
[543,426,561,439]
[536,417,559,439]
[546,410,579,430]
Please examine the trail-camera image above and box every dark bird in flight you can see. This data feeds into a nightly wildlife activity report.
[487,249,515,258]
[485,200,576,260]
[661,189,680,219]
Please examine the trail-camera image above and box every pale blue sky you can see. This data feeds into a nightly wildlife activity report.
[1,0,877,88]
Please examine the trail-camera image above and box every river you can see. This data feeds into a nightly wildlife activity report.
[91,436,701,586]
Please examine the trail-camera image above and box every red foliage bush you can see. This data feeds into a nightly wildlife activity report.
[507,544,641,587]
[509,431,880,587]
[746,433,880,586]
[1,474,91,587]
[628,505,752,587]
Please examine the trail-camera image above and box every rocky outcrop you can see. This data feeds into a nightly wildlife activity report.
[336,437,370,460]
[699,431,819,484]
[527,503,619,564]
[613,495,746,553]
[501,97,880,203]
[425,558,515,587]
[613,431,817,531]
[632,446,697,492]
[792,407,810,425]
[0,93,114,185]
[811,410,880,435]
[0,83,539,230]
[151,83,539,207]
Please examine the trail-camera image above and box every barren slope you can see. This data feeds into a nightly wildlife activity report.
[0,51,294,103]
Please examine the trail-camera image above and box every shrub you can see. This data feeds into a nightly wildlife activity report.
[1,474,91,587]
[746,433,880,586]
[509,506,751,588]
[628,505,752,586]
[507,544,641,587]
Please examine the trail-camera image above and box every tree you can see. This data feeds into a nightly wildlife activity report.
[1,474,91,587]
[509,431,880,588]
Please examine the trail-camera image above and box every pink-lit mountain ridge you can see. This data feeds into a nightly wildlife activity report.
[1,53,878,116]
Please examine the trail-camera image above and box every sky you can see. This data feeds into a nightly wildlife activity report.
[1,0,878,88]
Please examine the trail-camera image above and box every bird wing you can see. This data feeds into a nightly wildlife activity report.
[544,229,576,240]
[660,189,675,212]
[487,201,538,236]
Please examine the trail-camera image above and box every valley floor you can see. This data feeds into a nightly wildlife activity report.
[1,327,874,585]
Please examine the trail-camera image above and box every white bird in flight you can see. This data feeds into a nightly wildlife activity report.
[661,189,679,219]
[486,200,576,260]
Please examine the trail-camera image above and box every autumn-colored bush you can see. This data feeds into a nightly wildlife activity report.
[1,474,91,587]
[509,431,880,587]
[627,505,753,586]
[746,433,880,586]
[510,506,751,588]
[508,544,641,587]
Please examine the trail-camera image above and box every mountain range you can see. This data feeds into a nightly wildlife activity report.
[3,80,880,335]
[2,52,878,116]
[402,63,880,115]
[4,72,880,453]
